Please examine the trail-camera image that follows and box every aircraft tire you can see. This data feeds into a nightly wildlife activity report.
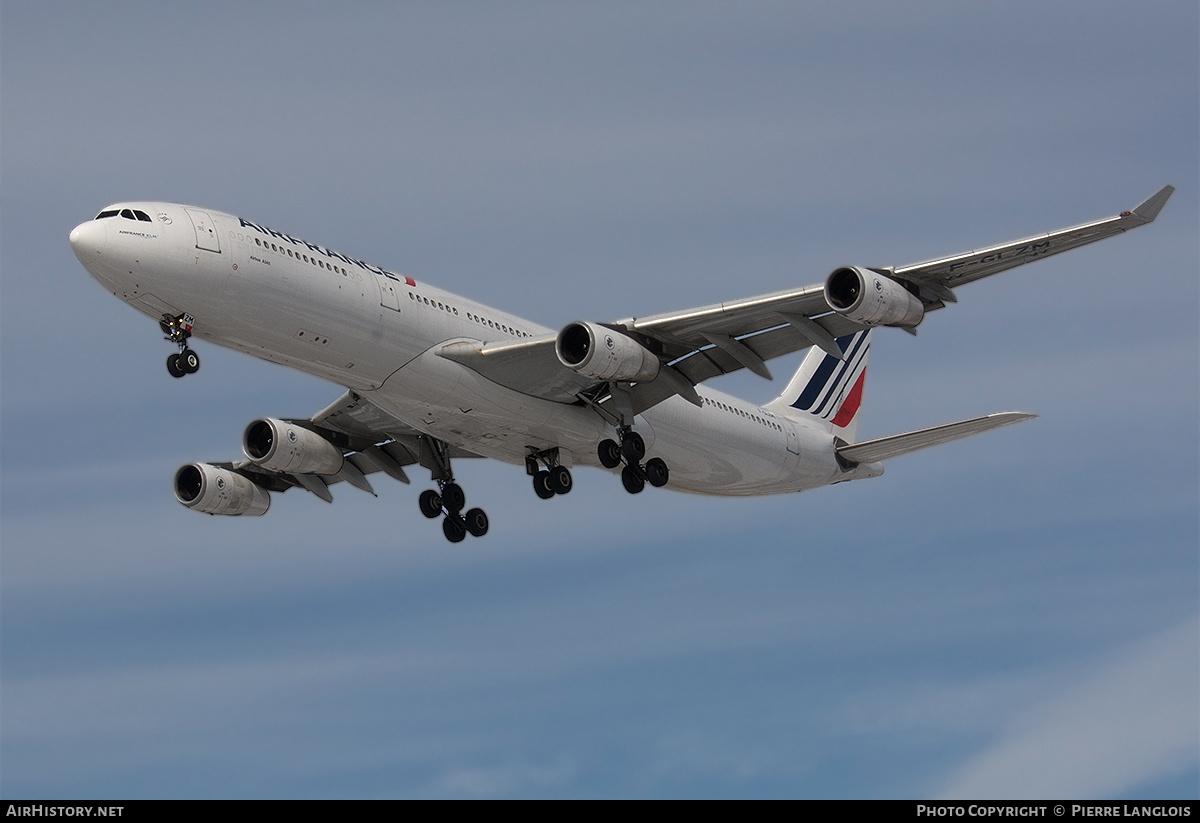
[645,457,669,488]
[621,432,646,462]
[442,482,466,513]
[621,465,645,495]
[167,354,186,378]
[443,514,467,543]
[598,439,622,469]
[180,348,200,374]
[533,471,556,499]
[550,465,573,495]
[419,489,443,518]
[464,507,489,537]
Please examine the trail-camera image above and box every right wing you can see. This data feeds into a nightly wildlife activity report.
[191,390,481,507]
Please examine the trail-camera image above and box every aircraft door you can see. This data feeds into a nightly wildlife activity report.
[785,424,801,456]
[378,277,402,311]
[185,209,221,253]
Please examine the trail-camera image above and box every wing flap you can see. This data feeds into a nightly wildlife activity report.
[311,390,425,444]
[615,286,834,360]
[837,412,1035,464]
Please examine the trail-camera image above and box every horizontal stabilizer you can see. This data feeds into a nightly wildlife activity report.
[837,412,1035,464]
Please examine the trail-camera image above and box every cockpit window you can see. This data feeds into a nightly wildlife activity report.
[116,208,153,221]
[95,209,119,219]
[120,208,136,220]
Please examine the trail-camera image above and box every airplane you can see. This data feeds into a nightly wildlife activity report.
[69,186,1174,542]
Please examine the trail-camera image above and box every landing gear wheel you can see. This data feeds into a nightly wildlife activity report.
[533,471,556,499]
[621,431,646,463]
[550,465,573,495]
[621,465,645,495]
[644,457,669,488]
[179,348,200,374]
[166,353,186,378]
[419,489,443,518]
[598,439,622,469]
[464,507,489,537]
[441,482,466,513]
[443,514,467,543]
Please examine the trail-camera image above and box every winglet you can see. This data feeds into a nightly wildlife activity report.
[1130,185,1174,223]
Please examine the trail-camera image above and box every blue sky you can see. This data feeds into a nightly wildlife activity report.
[2,1,1196,799]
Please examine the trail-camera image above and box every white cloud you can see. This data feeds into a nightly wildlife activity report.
[937,617,1200,799]
[430,758,576,798]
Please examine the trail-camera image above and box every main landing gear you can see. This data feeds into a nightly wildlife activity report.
[161,313,200,379]
[598,428,669,495]
[527,447,572,500]
[419,483,489,543]
[418,438,488,544]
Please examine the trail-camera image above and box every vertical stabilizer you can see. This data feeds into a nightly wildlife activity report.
[766,330,870,442]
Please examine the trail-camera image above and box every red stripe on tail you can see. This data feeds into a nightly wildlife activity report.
[831,370,865,428]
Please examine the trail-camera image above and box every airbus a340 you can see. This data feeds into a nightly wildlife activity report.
[69,186,1173,542]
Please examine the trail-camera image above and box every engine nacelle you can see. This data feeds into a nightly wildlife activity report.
[824,267,925,328]
[242,418,344,475]
[174,463,271,516]
[556,321,661,383]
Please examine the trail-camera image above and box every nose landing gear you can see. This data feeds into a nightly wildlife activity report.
[161,313,200,378]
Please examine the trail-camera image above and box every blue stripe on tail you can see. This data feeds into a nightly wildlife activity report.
[791,333,864,413]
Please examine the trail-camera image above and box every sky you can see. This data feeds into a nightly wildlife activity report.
[1,0,1196,800]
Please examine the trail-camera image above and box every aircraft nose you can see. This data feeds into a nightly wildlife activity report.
[69,219,107,264]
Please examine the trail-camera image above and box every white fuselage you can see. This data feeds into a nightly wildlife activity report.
[70,202,870,496]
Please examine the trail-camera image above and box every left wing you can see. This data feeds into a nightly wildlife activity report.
[436,284,860,407]
[439,186,1172,416]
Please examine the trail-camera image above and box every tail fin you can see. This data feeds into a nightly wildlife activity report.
[766,330,870,442]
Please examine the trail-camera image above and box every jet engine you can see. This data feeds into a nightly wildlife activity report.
[824,266,925,328]
[242,417,345,475]
[556,321,661,383]
[174,463,271,516]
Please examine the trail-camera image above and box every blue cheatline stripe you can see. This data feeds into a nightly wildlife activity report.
[791,332,866,414]
[792,332,862,411]
[793,353,841,410]
[812,336,870,418]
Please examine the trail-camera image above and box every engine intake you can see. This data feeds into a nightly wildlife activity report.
[824,267,925,328]
[555,322,660,383]
[174,463,270,516]
[243,418,344,475]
